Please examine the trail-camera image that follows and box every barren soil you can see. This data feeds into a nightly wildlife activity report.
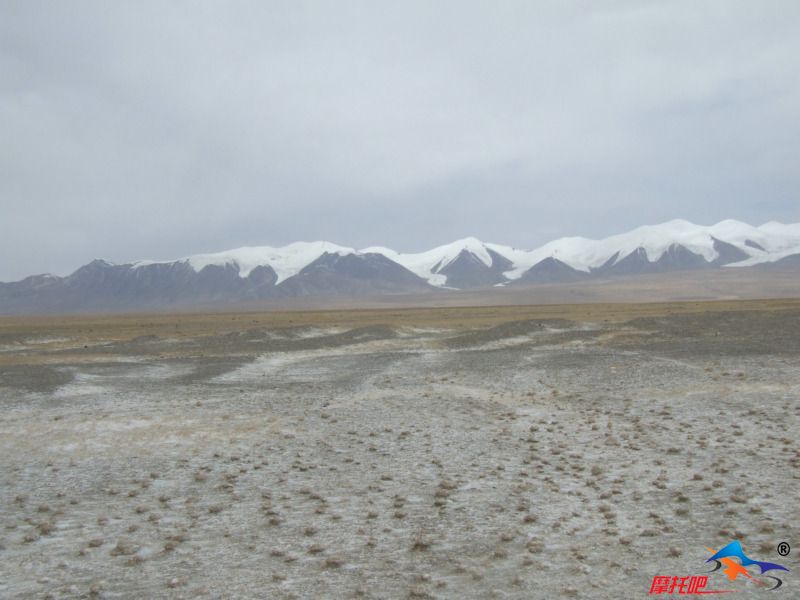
[1,301,799,599]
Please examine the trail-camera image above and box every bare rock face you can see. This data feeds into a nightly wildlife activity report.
[436,248,512,289]
[516,257,587,284]
[589,244,710,276]
[276,252,431,296]
[0,261,280,313]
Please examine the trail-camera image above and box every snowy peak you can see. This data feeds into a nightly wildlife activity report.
[497,219,800,281]
[551,220,722,269]
[362,237,511,287]
[135,241,356,284]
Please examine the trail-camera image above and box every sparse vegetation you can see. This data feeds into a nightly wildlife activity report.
[1,300,797,598]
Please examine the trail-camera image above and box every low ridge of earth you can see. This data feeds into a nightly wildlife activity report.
[1,299,798,599]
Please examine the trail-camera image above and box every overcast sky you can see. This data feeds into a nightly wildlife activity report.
[2,1,799,281]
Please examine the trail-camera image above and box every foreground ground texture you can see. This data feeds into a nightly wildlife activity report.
[1,300,798,599]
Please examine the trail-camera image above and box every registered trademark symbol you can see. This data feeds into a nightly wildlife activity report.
[777,542,791,557]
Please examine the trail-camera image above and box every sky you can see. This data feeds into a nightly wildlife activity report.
[2,1,799,281]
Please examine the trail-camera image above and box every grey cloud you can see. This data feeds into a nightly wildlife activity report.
[2,1,799,280]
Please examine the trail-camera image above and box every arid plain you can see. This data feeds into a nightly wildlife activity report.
[1,299,799,599]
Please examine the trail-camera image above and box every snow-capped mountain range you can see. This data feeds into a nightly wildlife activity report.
[2,219,800,313]
[137,219,800,285]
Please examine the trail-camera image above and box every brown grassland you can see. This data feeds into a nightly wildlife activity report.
[3,297,800,363]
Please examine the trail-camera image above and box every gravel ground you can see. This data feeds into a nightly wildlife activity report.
[1,308,798,599]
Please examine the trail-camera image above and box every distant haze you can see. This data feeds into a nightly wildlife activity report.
[2,1,799,281]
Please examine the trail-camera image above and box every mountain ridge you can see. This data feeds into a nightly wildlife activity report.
[3,219,800,314]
